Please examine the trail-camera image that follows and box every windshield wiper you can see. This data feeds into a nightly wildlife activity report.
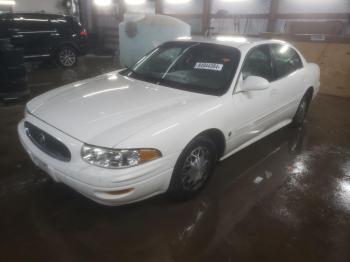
[125,66,138,75]
[123,66,164,85]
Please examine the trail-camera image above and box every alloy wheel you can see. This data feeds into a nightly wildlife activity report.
[59,47,76,67]
[181,146,210,191]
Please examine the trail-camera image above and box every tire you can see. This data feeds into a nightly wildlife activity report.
[291,92,311,128]
[57,46,77,68]
[167,136,218,200]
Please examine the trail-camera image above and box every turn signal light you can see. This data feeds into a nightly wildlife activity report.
[139,149,162,164]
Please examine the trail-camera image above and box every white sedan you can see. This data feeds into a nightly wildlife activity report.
[18,36,320,206]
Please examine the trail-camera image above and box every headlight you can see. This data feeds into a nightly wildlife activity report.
[81,145,162,169]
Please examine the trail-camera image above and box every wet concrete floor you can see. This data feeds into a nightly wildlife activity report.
[0,57,350,261]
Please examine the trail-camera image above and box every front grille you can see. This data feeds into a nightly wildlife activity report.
[24,121,71,162]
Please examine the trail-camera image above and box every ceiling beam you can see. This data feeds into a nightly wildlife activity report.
[117,0,125,20]
[211,13,268,19]
[155,0,163,14]
[267,0,280,33]
[202,0,212,35]
[164,13,349,20]
[276,13,350,20]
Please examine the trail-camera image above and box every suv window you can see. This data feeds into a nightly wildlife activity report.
[13,14,52,32]
[270,44,303,79]
[242,45,273,81]
[0,14,11,38]
[51,16,80,32]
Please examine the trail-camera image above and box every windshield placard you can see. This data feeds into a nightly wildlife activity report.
[194,62,223,71]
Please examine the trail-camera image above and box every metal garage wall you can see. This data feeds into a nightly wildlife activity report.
[163,0,203,33]
[293,41,350,98]
[211,0,270,35]
[276,0,350,34]
[278,0,350,14]
[208,0,350,35]
[13,0,67,14]
[96,5,120,52]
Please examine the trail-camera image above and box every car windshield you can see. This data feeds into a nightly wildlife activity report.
[120,41,241,96]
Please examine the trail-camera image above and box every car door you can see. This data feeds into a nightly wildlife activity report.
[269,44,306,122]
[11,14,54,59]
[226,44,275,151]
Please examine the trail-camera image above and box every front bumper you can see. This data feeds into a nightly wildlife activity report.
[18,117,176,206]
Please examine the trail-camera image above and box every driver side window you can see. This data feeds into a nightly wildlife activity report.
[242,45,273,82]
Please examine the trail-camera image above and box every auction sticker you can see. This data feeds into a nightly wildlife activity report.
[194,62,223,71]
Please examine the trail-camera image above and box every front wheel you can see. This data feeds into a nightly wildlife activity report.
[57,46,77,68]
[291,92,311,128]
[167,136,217,200]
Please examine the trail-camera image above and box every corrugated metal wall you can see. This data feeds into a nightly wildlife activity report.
[13,0,66,14]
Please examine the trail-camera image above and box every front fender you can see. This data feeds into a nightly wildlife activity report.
[116,98,232,158]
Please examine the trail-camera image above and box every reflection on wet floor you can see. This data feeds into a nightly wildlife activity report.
[26,55,119,97]
[0,58,350,261]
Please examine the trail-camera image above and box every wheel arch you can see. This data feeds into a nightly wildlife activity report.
[306,86,314,99]
[195,128,226,159]
[55,42,79,55]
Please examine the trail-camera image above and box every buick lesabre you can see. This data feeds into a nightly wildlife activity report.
[18,36,320,205]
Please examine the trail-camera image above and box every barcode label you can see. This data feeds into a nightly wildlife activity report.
[194,62,224,71]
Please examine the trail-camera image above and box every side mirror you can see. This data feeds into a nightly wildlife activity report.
[242,76,269,92]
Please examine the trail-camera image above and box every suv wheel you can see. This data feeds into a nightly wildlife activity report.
[57,46,77,68]
[167,136,217,200]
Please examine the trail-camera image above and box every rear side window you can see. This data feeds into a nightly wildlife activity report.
[51,16,81,33]
[242,45,273,82]
[13,14,52,32]
[270,44,303,80]
[0,14,12,38]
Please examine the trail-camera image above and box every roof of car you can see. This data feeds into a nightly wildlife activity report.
[1,12,68,18]
[174,35,287,50]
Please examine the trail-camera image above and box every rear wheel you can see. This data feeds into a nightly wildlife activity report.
[167,136,217,200]
[291,92,312,128]
[57,46,77,68]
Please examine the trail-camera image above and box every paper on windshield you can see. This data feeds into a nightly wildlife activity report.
[194,63,224,71]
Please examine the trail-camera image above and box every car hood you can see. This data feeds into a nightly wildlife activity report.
[27,71,212,147]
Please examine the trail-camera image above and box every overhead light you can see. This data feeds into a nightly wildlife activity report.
[166,0,190,4]
[216,36,247,43]
[94,0,112,6]
[0,0,16,5]
[177,36,191,40]
[220,0,248,2]
[124,0,146,5]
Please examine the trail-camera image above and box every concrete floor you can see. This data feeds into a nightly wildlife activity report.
[0,57,350,262]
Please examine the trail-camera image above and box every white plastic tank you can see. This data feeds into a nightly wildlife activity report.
[119,14,191,67]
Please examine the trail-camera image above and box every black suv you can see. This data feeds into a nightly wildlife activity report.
[0,12,88,67]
